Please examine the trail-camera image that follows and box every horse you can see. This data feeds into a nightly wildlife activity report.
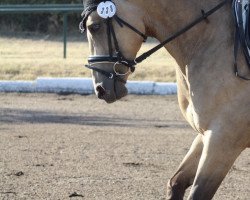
[80,0,250,199]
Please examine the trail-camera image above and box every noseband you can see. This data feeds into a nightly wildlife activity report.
[80,0,249,82]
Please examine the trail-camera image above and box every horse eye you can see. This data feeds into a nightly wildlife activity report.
[88,23,101,32]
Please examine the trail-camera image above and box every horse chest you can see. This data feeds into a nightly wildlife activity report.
[181,100,209,134]
[178,75,250,139]
[176,71,215,133]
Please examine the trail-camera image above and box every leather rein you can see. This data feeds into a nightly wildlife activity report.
[80,0,249,82]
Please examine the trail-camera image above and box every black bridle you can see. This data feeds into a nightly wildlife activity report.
[80,0,249,82]
[79,0,148,83]
[83,14,147,83]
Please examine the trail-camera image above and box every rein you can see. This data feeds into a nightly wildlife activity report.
[134,0,229,65]
[80,0,250,82]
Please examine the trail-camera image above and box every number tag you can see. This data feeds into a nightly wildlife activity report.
[97,1,117,19]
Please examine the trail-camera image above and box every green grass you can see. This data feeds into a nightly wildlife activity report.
[0,36,177,82]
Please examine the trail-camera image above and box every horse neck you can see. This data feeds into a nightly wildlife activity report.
[134,0,233,72]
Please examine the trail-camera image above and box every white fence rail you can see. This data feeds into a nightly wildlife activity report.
[0,78,177,95]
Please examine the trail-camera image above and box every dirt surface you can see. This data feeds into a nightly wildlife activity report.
[0,93,249,200]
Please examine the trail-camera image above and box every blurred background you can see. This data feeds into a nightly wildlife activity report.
[0,0,176,82]
[0,0,82,34]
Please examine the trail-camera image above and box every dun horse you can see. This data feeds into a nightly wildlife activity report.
[81,0,250,199]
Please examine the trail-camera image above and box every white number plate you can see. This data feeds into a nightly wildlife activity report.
[97,1,117,19]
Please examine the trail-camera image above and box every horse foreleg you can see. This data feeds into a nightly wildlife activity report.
[187,130,243,200]
[166,135,203,200]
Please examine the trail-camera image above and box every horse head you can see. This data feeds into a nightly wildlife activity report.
[81,0,146,103]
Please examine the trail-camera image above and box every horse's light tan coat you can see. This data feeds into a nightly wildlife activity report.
[86,0,250,199]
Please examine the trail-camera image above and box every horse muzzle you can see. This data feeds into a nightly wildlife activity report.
[95,81,128,104]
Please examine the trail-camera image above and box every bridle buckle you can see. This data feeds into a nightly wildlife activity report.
[109,73,114,79]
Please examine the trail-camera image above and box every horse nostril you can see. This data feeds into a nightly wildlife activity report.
[96,85,106,99]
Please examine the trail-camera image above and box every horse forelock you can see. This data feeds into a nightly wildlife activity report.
[84,0,104,10]
[80,0,104,32]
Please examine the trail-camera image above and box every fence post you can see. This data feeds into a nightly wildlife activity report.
[63,12,68,59]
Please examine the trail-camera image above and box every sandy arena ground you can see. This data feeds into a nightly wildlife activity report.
[0,93,249,200]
